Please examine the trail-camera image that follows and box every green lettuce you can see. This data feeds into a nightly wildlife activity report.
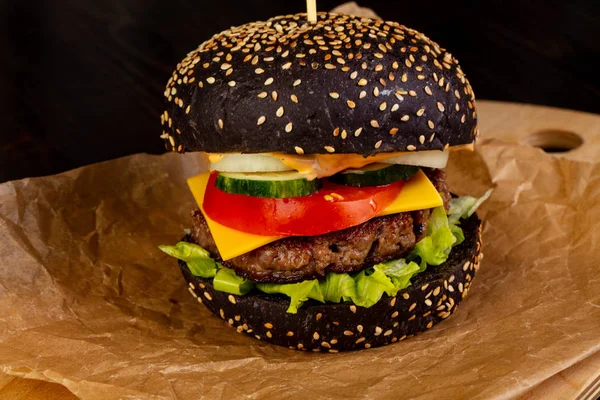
[448,189,493,225]
[257,280,323,314]
[158,242,218,278]
[214,267,254,295]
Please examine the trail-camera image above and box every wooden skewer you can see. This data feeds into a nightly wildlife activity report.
[306,0,317,23]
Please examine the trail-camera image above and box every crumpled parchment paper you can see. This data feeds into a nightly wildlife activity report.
[1,137,599,399]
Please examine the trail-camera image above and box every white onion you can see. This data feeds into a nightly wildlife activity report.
[209,154,292,172]
[379,149,449,169]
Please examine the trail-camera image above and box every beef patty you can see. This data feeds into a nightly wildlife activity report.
[190,168,451,283]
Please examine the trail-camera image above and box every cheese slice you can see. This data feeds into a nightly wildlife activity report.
[187,169,443,260]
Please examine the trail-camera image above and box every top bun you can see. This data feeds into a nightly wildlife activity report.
[161,12,478,156]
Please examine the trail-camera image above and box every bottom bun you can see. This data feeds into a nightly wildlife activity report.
[179,213,483,352]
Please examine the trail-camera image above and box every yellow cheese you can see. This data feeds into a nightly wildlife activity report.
[187,169,443,260]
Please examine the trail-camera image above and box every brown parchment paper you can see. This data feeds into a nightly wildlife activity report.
[1,137,599,400]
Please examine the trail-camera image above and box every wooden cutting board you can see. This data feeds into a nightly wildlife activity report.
[1,100,599,400]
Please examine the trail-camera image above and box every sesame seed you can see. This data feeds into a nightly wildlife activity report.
[427,321,434,329]
[282,62,292,69]
[401,115,410,122]
[286,331,294,337]
[333,128,340,137]
[341,129,347,139]
[221,63,232,70]
[350,305,357,313]
[409,90,417,97]
[324,146,335,153]
[257,116,266,125]
[228,81,236,87]
[391,104,399,112]
[329,92,339,99]
[228,295,236,304]
[275,106,284,117]
[271,91,278,101]
[218,119,224,129]
[293,79,301,86]
[290,94,298,103]
[391,311,399,318]
[185,105,191,114]
[255,68,264,74]
[203,292,212,301]
[370,120,380,128]
[379,102,386,111]
[294,145,303,154]
[344,330,354,336]
[461,114,466,123]
[325,63,336,69]
[357,78,367,86]
[354,127,363,137]
[428,120,435,129]
[258,91,268,98]
[384,330,393,336]
[409,303,416,312]
[416,108,425,117]
[350,71,358,79]
[429,133,436,142]
[374,64,383,72]
[375,326,383,336]
[313,332,320,340]
[347,100,356,109]
[389,128,398,135]
[206,77,215,84]
[419,135,425,144]
[264,77,274,85]
[374,140,382,149]
[359,91,367,99]
[407,145,416,151]
[424,86,433,96]
[373,86,380,96]
[437,102,446,112]
[286,122,293,133]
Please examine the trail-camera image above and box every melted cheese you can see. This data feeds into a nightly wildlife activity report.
[187,169,443,260]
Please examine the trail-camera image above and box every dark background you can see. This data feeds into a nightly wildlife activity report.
[1,0,599,183]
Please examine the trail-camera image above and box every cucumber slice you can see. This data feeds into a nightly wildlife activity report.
[329,163,419,187]
[215,171,319,198]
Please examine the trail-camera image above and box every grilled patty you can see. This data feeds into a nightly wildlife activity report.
[190,168,451,283]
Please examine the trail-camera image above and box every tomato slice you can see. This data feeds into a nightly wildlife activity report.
[203,172,404,236]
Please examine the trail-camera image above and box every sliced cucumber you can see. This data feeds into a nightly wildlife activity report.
[215,171,319,198]
[329,163,419,187]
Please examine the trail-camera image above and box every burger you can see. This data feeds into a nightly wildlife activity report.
[159,12,490,352]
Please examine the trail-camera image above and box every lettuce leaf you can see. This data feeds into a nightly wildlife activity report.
[352,268,397,307]
[375,258,421,290]
[319,272,356,303]
[256,280,323,314]
[448,189,493,225]
[213,267,254,295]
[411,206,457,271]
[158,242,218,278]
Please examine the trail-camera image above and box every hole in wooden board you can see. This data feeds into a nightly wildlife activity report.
[523,130,583,153]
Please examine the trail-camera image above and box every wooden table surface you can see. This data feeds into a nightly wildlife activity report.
[1,100,599,399]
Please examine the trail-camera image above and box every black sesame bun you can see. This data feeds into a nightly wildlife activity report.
[161,12,478,156]
[180,213,482,352]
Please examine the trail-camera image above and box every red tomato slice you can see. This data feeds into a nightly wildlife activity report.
[203,172,404,236]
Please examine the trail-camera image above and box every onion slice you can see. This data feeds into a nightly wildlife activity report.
[379,149,449,169]
[209,154,293,172]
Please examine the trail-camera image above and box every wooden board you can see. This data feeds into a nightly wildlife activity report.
[1,100,599,399]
